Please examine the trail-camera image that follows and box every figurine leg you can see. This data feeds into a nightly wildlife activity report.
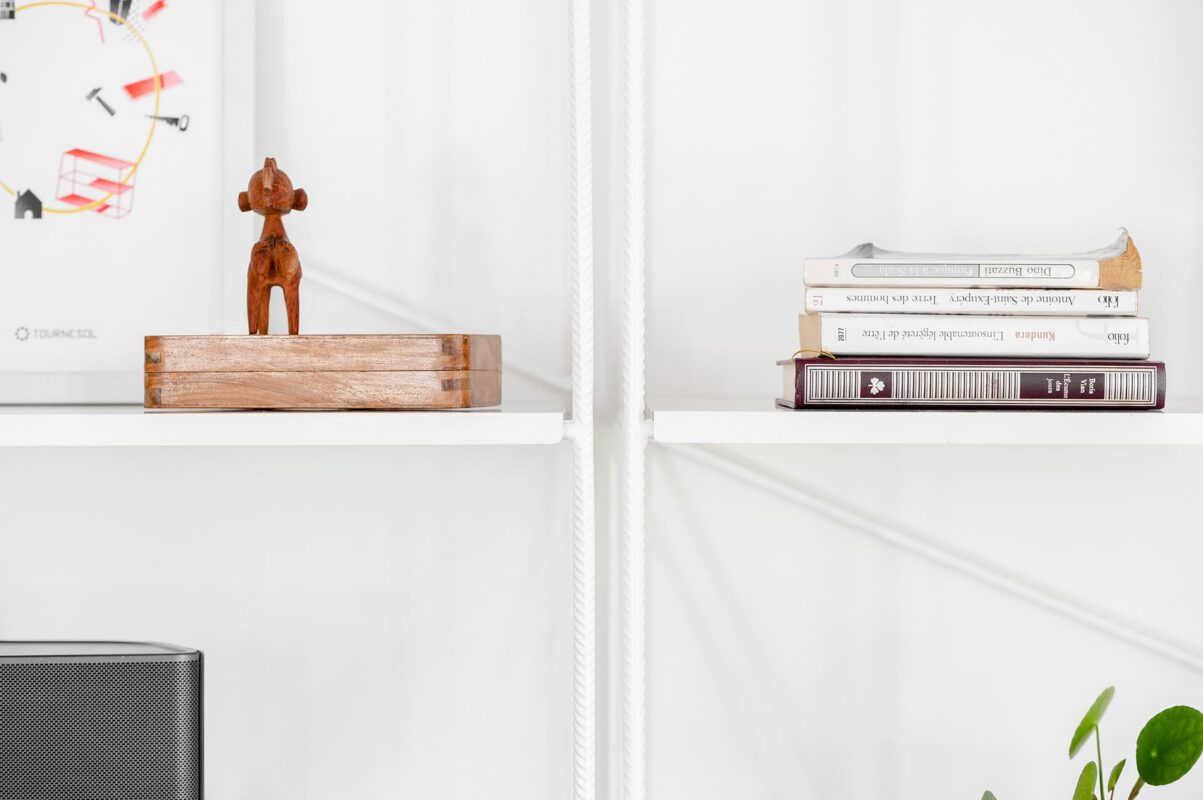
[247,277,261,335]
[283,281,300,336]
[257,286,272,335]
[248,246,274,335]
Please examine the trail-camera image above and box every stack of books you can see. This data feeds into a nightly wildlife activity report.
[779,230,1166,409]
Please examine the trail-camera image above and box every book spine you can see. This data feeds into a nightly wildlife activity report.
[785,361,1165,408]
[798,314,1150,358]
[802,288,1138,316]
[803,258,1107,288]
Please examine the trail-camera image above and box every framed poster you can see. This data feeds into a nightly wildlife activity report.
[0,0,251,402]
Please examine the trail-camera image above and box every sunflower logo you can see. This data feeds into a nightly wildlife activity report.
[14,326,29,342]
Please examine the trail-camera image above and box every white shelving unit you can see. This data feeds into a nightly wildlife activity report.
[651,398,1203,446]
[0,406,568,448]
[0,2,598,799]
[23,3,1203,797]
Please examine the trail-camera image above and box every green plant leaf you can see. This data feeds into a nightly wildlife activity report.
[1074,761,1099,800]
[1127,777,1144,800]
[1107,759,1126,795]
[1135,705,1203,786]
[982,793,997,800]
[1071,688,1116,758]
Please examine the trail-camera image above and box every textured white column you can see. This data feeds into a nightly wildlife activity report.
[621,0,648,798]
[569,0,596,798]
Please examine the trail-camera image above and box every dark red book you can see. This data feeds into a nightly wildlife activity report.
[778,357,1166,409]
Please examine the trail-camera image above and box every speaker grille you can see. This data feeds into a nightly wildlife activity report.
[0,659,201,800]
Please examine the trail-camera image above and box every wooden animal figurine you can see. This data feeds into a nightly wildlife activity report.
[239,157,308,335]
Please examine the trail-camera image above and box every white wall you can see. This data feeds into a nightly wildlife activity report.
[644,0,1203,401]
[249,0,572,404]
[636,2,1203,800]
[644,444,1203,799]
[2,2,1202,800]
[0,446,572,799]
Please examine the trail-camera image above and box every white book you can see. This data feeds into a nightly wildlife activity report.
[803,230,1141,289]
[798,314,1150,358]
[803,288,1139,316]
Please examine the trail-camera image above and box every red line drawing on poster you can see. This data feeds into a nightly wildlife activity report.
[142,0,166,21]
[56,148,136,219]
[84,0,105,44]
[123,70,182,100]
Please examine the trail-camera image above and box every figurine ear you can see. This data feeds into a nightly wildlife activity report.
[293,188,308,211]
[238,191,251,212]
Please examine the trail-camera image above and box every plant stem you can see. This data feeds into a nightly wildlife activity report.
[1095,728,1107,800]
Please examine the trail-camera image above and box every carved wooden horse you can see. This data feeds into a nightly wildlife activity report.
[239,158,308,335]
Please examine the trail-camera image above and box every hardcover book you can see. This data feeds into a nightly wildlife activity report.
[778,358,1166,409]
[798,313,1150,358]
[802,288,1138,316]
[803,230,1141,289]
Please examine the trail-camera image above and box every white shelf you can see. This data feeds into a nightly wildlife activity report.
[650,398,1203,446]
[0,405,566,447]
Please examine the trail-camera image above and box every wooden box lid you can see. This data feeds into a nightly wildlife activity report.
[143,334,501,410]
[145,334,500,373]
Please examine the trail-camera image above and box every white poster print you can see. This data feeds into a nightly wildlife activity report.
[0,0,221,394]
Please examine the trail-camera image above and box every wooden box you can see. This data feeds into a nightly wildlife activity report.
[144,334,501,410]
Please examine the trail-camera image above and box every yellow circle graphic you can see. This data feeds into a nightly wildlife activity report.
[0,0,162,214]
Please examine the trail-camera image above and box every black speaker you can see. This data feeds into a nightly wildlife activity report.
[0,642,202,800]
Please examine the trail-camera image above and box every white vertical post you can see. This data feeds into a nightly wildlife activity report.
[621,0,648,798]
[569,0,596,798]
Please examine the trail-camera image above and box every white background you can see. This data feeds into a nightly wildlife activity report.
[3,1,1203,799]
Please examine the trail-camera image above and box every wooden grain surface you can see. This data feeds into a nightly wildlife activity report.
[145,334,501,373]
[145,370,501,409]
